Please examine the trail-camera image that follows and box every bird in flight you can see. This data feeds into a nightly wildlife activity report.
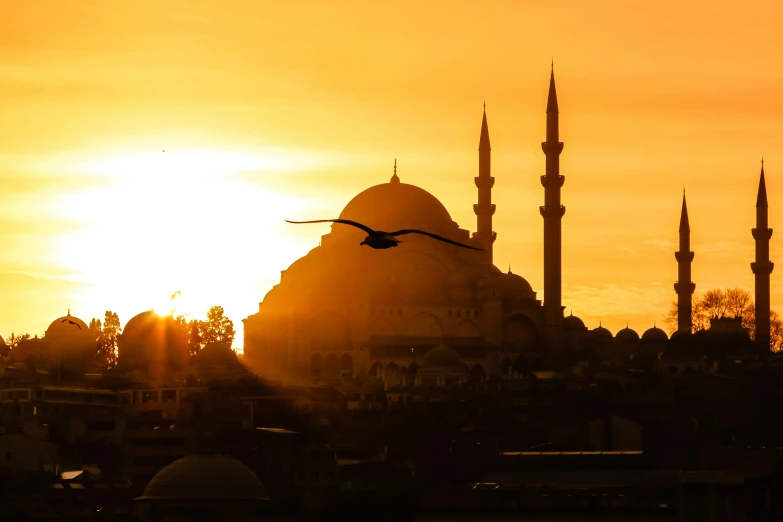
[285,219,482,251]
[61,319,82,330]
[162,149,166,152]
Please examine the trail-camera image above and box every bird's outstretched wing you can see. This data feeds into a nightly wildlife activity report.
[285,219,376,235]
[62,319,82,330]
[389,229,483,251]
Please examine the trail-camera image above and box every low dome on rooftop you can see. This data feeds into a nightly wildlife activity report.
[138,454,268,501]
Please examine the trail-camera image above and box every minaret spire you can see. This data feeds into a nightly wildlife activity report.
[674,190,695,333]
[752,159,773,351]
[540,65,566,339]
[473,103,496,262]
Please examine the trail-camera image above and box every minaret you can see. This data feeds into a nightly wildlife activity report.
[674,191,695,332]
[752,160,773,351]
[473,103,497,262]
[540,65,565,334]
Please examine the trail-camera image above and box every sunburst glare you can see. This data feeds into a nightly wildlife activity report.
[49,147,323,344]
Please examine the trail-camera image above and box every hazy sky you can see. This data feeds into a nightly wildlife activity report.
[1,0,782,347]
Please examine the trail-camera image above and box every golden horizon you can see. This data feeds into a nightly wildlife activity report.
[1,1,781,346]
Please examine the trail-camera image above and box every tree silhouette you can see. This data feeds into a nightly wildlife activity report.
[189,321,203,356]
[200,306,235,350]
[88,318,103,357]
[97,311,121,367]
[174,314,204,357]
[6,332,31,349]
[664,287,783,351]
[771,310,783,352]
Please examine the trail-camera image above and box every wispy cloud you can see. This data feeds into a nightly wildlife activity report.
[643,239,676,251]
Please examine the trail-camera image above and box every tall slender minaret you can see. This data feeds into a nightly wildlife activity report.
[473,103,497,262]
[752,160,773,351]
[674,191,695,332]
[540,65,565,334]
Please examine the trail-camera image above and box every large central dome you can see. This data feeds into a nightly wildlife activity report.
[337,177,457,233]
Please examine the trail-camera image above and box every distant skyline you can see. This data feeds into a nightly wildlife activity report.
[1,0,782,346]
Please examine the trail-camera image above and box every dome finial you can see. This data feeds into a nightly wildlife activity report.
[508,263,512,274]
[67,307,71,317]
[390,158,400,184]
[570,310,573,317]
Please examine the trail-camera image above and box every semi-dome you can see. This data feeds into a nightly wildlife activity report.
[138,454,268,501]
[500,272,534,294]
[616,327,640,342]
[119,310,189,374]
[642,325,669,342]
[421,345,466,372]
[563,313,587,331]
[337,179,456,234]
[195,344,240,366]
[592,325,613,339]
[447,271,472,289]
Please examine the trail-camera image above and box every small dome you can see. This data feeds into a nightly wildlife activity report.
[670,330,693,343]
[421,345,466,372]
[642,326,669,342]
[592,325,613,339]
[616,327,640,342]
[43,313,94,373]
[119,310,189,373]
[138,454,268,500]
[563,313,587,331]
[45,314,90,338]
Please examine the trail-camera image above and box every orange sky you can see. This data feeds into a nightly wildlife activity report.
[1,0,782,347]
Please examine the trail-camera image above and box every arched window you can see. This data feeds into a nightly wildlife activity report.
[500,357,513,376]
[340,353,354,373]
[311,354,324,377]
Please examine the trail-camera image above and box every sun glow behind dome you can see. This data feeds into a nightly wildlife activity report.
[48,146,325,347]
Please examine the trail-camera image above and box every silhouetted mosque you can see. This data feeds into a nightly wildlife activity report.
[4,69,770,389]
[242,69,774,385]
